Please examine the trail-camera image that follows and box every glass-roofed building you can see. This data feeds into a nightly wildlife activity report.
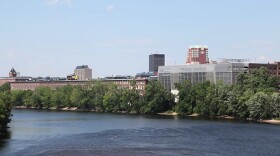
[158,63,247,91]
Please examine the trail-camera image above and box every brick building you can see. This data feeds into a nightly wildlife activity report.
[9,79,148,93]
[186,45,209,64]
[248,62,280,77]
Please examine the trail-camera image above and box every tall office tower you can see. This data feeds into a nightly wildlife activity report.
[74,65,92,80]
[186,45,209,64]
[149,54,165,74]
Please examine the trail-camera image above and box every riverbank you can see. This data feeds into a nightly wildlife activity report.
[158,112,280,125]
[13,106,280,125]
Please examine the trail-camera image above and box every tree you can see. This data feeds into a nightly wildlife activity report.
[10,90,25,106]
[175,81,193,115]
[103,84,121,112]
[0,83,12,135]
[87,81,109,112]
[271,93,280,118]
[141,81,175,114]
[50,90,64,108]
[247,92,272,120]
[0,83,10,92]
[0,98,12,134]
[30,87,52,108]
[70,86,84,108]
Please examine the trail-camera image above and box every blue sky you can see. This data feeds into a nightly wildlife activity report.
[0,0,279,78]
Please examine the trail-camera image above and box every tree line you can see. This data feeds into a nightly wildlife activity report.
[3,80,175,114]
[175,67,280,120]
[0,66,280,133]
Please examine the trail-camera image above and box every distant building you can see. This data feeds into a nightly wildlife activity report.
[9,68,17,78]
[149,54,165,74]
[67,74,78,80]
[187,45,209,64]
[10,79,148,94]
[248,62,280,77]
[74,65,92,80]
[135,72,155,79]
[158,63,247,91]
[104,75,132,80]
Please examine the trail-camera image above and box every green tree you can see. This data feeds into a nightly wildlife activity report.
[0,83,12,135]
[141,81,175,114]
[30,87,52,108]
[0,83,11,92]
[247,92,272,120]
[175,81,193,115]
[103,84,121,112]
[10,90,25,106]
[50,90,64,108]
[87,81,109,111]
[0,98,12,134]
[271,93,280,118]
[70,86,84,107]
[22,90,33,108]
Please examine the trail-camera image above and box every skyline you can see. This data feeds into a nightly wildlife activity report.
[0,0,279,78]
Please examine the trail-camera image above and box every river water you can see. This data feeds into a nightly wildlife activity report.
[1,109,280,156]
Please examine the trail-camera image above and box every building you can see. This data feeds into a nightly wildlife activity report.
[158,63,247,91]
[74,65,92,81]
[186,45,209,64]
[248,62,280,77]
[67,74,78,80]
[9,68,17,78]
[135,72,155,79]
[10,79,148,94]
[149,54,165,74]
[104,75,132,80]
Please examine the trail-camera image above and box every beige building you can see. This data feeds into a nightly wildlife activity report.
[74,65,92,80]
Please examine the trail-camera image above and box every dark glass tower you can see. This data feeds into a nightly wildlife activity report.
[149,54,165,74]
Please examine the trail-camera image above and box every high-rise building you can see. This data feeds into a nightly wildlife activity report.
[74,65,92,80]
[187,45,209,64]
[149,54,165,74]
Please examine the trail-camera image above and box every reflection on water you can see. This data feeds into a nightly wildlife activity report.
[0,131,11,150]
[1,109,280,156]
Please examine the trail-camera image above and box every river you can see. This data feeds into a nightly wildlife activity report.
[0,109,280,156]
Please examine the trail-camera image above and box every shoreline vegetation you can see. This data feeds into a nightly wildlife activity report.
[13,106,280,124]
[1,67,280,134]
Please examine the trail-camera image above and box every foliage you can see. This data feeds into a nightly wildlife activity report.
[0,83,12,134]
[7,80,174,115]
[141,81,175,114]
[175,67,280,120]
[1,66,279,123]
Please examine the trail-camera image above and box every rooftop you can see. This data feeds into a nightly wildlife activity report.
[189,45,208,49]
[75,65,89,69]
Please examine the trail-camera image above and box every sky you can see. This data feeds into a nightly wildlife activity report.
[0,0,279,78]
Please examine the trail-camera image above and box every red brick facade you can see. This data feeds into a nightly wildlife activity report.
[248,62,280,77]
[187,46,209,64]
[8,79,148,93]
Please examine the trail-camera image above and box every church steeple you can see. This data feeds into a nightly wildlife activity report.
[9,67,17,78]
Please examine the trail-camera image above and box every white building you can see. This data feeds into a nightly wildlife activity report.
[74,65,92,81]
[158,62,247,91]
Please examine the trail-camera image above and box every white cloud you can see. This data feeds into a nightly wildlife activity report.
[45,0,72,6]
[106,5,114,11]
